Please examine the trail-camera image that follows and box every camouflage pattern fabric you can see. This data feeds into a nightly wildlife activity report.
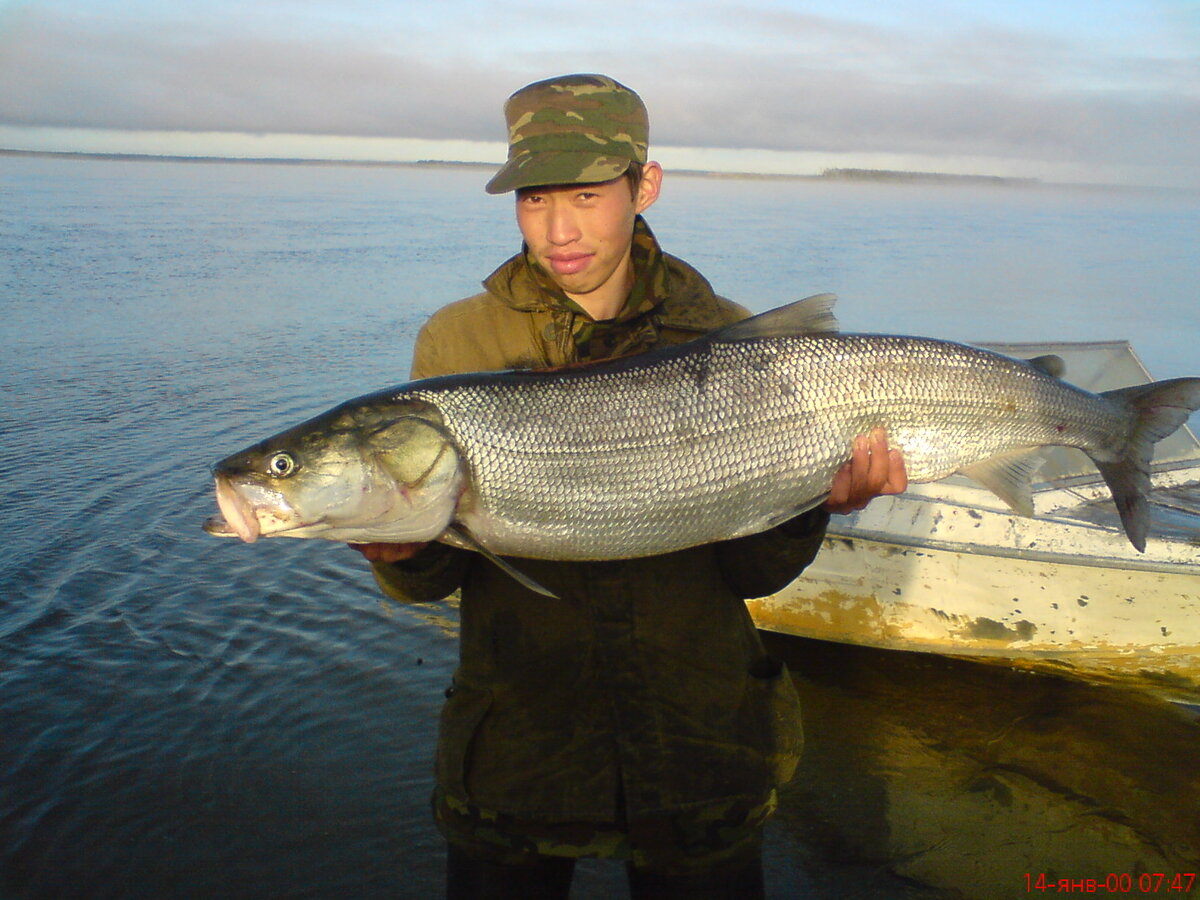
[406,224,749,377]
[486,74,649,194]
[435,786,776,875]
[522,216,670,361]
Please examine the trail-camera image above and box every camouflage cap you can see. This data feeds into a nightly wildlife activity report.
[485,74,649,195]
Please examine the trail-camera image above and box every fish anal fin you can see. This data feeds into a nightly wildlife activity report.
[711,293,840,342]
[445,524,560,599]
[958,450,1046,517]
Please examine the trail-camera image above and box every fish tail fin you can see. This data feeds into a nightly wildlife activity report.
[1093,378,1200,552]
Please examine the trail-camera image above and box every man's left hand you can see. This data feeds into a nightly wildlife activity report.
[823,427,908,515]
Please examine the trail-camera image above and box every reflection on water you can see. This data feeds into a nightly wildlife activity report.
[768,632,1200,899]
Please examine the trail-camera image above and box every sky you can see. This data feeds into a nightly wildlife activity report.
[1,0,1198,186]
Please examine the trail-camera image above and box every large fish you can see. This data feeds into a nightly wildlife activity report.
[205,295,1200,575]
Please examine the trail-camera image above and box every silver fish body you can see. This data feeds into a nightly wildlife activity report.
[205,295,1200,558]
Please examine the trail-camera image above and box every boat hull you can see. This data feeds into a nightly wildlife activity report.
[748,477,1200,701]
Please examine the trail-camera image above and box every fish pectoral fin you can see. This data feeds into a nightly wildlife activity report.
[958,449,1046,517]
[445,524,560,600]
[710,293,840,342]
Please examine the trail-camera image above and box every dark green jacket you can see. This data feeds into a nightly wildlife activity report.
[375,220,827,823]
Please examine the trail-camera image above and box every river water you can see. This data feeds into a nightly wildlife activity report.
[1,155,1198,898]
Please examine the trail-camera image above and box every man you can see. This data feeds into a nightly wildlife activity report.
[354,74,905,899]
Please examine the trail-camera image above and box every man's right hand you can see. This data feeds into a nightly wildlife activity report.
[823,427,907,515]
[349,543,429,564]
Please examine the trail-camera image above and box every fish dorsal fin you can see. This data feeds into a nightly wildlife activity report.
[711,294,840,342]
[958,449,1046,516]
[1026,354,1066,378]
[445,524,560,599]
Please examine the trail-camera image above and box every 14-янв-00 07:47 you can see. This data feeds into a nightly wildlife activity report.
[1024,872,1197,894]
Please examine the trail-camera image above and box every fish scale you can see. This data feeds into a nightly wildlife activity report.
[407,331,1126,560]
[205,295,1200,565]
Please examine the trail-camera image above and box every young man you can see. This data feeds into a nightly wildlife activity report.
[355,74,905,899]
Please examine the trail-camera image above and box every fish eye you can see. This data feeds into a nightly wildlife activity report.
[266,451,298,478]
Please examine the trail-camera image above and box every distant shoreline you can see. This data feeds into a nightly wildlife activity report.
[0,146,502,172]
[0,147,1180,194]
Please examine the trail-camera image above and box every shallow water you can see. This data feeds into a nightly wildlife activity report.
[1,156,1198,898]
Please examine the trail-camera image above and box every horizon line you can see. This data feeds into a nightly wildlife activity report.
[5,147,1185,195]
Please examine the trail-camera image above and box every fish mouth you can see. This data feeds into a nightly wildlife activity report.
[202,514,240,538]
[212,474,262,543]
[205,474,319,542]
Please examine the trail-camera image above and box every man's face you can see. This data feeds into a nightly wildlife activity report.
[515,167,660,309]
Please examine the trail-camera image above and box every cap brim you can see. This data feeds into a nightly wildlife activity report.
[485,152,633,195]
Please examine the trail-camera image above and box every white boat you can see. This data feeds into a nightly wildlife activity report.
[747,341,1200,701]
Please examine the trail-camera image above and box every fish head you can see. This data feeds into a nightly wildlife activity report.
[204,398,465,544]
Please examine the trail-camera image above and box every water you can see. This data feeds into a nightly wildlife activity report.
[1,156,1198,899]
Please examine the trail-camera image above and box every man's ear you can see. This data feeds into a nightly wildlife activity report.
[635,161,663,214]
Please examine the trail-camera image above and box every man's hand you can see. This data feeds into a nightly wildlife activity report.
[823,427,908,515]
[349,542,429,564]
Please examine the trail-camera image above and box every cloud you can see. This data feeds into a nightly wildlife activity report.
[616,8,1200,168]
[1,1,1197,178]
[0,5,507,140]
[639,56,1200,168]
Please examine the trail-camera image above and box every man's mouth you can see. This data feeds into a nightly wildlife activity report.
[546,253,592,276]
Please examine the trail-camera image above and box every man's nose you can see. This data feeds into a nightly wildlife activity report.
[546,201,582,245]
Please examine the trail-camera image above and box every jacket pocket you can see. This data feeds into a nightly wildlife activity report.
[435,681,493,800]
[747,656,805,785]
